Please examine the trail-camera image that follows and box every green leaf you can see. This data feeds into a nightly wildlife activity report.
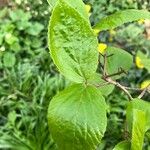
[48,84,107,150]
[94,9,150,31]
[113,141,130,150]
[131,109,146,150]
[9,9,31,21]
[3,52,16,67]
[88,73,114,97]
[26,23,44,36]
[8,111,17,125]
[10,42,21,52]
[47,0,57,8]
[49,0,98,83]
[126,98,150,132]
[47,0,89,20]
[0,8,8,19]
[5,33,18,45]
[102,47,133,79]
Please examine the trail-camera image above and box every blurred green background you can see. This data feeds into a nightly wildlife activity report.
[0,0,150,149]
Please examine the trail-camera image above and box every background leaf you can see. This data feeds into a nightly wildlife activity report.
[3,52,16,67]
[47,0,89,20]
[48,84,107,150]
[126,98,150,132]
[113,141,130,150]
[88,73,114,97]
[131,109,146,150]
[49,0,98,83]
[94,9,150,31]
[101,47,133,79]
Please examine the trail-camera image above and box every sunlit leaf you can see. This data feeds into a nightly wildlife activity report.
[127,98,150,132]
[3,52,16,67]
[48,84,107,150]
[49,0,98,83]
[94,9,150,31]
[47,0,89,20]
[131,109,146,150]
[113,141,130,150]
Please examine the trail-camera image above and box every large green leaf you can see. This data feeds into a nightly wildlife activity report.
[48,84,107,150]
[94,9,150,31]
[47,0,89,20]
[88,73,114,97]
[101,47,133,79]
[49,0,98,83]
[126,98,150,132]
[131,109,146,150]
[113,141,130,150]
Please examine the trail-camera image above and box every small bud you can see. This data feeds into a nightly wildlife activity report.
[135,56,144,69]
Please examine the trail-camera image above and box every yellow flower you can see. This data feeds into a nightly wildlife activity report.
[85,4,91,13]
[141,80,150,89]
[138,19,145,24]
[98,43,107,54]
[135,56,144,69]
[93,29,100,35]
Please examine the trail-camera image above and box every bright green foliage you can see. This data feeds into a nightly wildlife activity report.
[0,8,44,69]
[114,104,148,150]
[47,0,89,20]
[102,47,133,79]
[0,4,56,149]
[94,9,150,31]
[3,52,16,67]
[127,98,150,132]
[113,141,130,150]
[47,0,150,149]
[48,0,98,83]
[88,73,114,96]
[47,0,57,8]
[131,109,146,150]
[48,84,107,150]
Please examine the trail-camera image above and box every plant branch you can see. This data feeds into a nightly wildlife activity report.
[138,84,150,99]
[124,87,142,91]
[105,69,126,78]
[103,77,133,100]
[103,54,107,76]
[95,82,110,88]
[99,52,150,100]
[101,53,133,100]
